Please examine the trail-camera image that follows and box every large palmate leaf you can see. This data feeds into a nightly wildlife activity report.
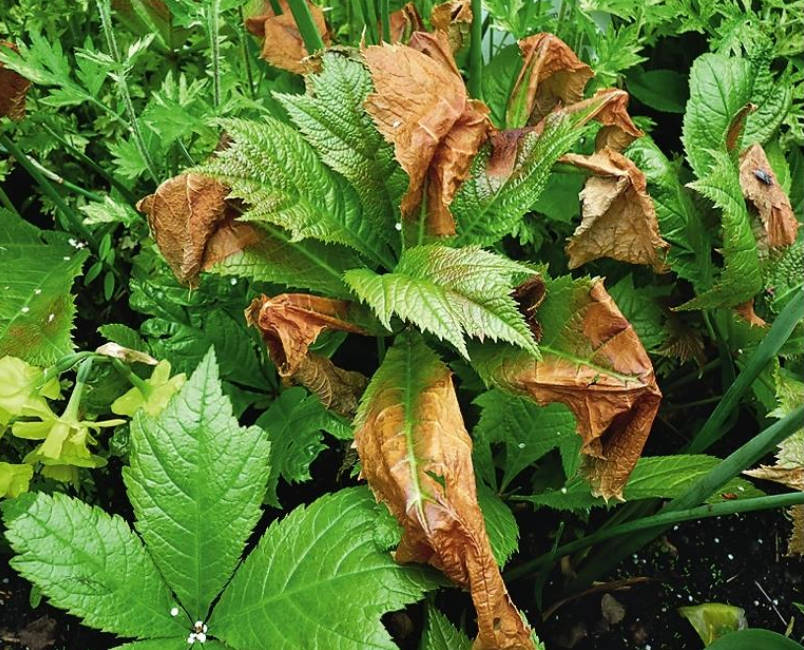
[1,492,185,640]
[451,114,582,246]
[255,386,350,507]
[124,349,271,620]
[353,333,534,649]
[345,245,538,359]
[0,212,89,365]
[519,455,763,511]
[199,117,395,269]
[676,150,762,310]
[472,275,661,500]
[626,137,714,291]
[473,390,579,491]
[682,53,753,178]
[276,52,403,247]
[209,487,436,650]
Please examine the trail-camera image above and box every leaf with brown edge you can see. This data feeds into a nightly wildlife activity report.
[472,275,662,500]
[430,0,472,52]
[561,149,669,272]
[354,333,535,649]
[388,2,424,44]
[364,33,490,237]
[558,88,643,152]
[244,0,329,74]
[0,42,31,121]
[245,293,375,377]
[136,173,258,287]
[506,33,593,129]
[734,299,767,327]
[739,143,799,249]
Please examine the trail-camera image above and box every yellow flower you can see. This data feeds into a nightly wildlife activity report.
[0,356,60,421]
[0,462,33,498]
[111,360,186,417]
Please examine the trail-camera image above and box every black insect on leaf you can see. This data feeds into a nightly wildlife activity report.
[753,168,773,186]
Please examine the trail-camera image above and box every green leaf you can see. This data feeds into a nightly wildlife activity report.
[276,52,402,250]
[98,323,149,352]
[207,223,364,299]
[608,274,671,352]
[626,137,714,291]
[742,49,793,147]
[255,387,350,508]
[626,68,688,113]
[679,603,747,646]
[199,117,395,269]
[473,390,578,491]
[476,483,519,567]
[451,114,583,246]
[210,487,436,650]
[676,150,762,310]
[124,349,271,619]
[420,607,472,650]
[0,212,89,365]
[707,629,804,649]
[345,245,538,358]
[112,640,198,650]
[682,53,753,178]
[481,44,521,129]
[1,492,185,639]
[518,455,764,511]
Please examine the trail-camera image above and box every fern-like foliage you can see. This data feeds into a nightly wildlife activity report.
[345,245,538,358]
[450,114,583,246]
[676,150,762,310]
[199,117,396,269]
[276,52,404,253]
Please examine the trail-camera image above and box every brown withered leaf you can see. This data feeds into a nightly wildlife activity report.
[430,0,472,52]
[744,465,804,491]
[739,143,799,248]
[355,333,535,649]
[364,33,490,236]
[245,0,330,74]
[474,277,662,500]
[725,103,755,153]
[387,2,424,44]
[558,88,643,152]
[790,506,804,556]
[734,299,768,327]
[0,42,31,120]
[245,293,369,377]
[506,33,593,128]
[562,149,669,272]
[95,342,158,366]
[136,173,258,287]
[294,353,367,416]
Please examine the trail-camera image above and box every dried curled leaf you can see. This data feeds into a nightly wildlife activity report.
[474,277,662,500]
[430,0,472,52]
[136,173,258,287]
[95,342,158,366]
[562,149,669,272]
[364,33,490,236]
[0,42,31,121]
[245,293,369,376]
[790,506,804,555]
[506,33,593,128]
[559,88,643,152]
[388,2,424,43]
[734,299,767,327]
[355,334,534,649]
[245,0,330,74]
[294,353,367,417]
[739,143,799,249]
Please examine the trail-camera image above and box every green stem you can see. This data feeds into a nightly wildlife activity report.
[689,290,804,453]
[0,133,96,246]
[111,358,153,397]
[506,492,804,582]
[286,0,326,53]
[26,156,104,202]
[468,0,483,98]
[569,405,804,590]
[63,358,94,420]
[268,0,282,13]
[379,0,390,42]
[238,5,257,99]
[95,0,159,184]
[0,185,21,218]
[208,0,222,107]
[361,0,379,44]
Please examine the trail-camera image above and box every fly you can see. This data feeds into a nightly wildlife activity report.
[753,168,773,186]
